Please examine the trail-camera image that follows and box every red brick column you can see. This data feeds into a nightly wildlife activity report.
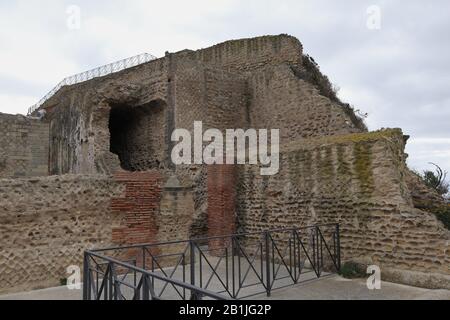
[111,171,163,265]
[207,165,237,253]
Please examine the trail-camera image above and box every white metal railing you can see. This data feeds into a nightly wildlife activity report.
[28,53,157,115]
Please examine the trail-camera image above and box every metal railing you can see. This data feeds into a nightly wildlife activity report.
[28,53,157,116]
[83,223,341,300]
[83,251,229,300]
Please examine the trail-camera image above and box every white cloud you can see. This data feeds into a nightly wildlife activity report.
[0,94,37,115]
[0,0,449,177]
[407,138,450,173]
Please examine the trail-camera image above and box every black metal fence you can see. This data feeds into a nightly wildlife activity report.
[83,223,340,300]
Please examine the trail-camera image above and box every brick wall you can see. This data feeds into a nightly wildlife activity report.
[111,171,163,246]
[108,171,196,268]
[207,165,237,251]
[0,113,49,178]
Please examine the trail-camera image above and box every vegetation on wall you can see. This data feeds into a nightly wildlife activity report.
[339,262,367,279]
[353,142,374,194]
[421,163,449,197]
[291,55,368,132]
[434,206,450,230]
[414,163,450,230]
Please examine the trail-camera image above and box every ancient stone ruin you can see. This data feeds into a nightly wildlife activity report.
[0,35,448,294]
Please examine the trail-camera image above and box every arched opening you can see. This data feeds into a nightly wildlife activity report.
[109,99,167,171]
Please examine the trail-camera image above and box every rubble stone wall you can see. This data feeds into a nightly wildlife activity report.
[38,36,364,236]
[0,175,125,294]
[39,35,309,176]
[5,35,446,292]
[237,129,450,289]
[0,172,195,294]
[248,65,362,144]
[46,58,169,175]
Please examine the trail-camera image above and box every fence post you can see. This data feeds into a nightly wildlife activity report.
[265,231,271,297]
[108,263,113,300]
[143,246,146,270]
[82,252,89,300]
[111,263,119,301]
[316,226,321,277]
[142,274,150,300]
[190,240,196,287]
[336,224,341,272]
[293,229,298,283]
[231,237,236,298]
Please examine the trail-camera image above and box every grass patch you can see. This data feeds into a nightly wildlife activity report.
[60,278,68,286]
[339,262,367,279]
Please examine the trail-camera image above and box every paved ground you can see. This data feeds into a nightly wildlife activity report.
[253,275,450,300]
[1,254,449,300]
[1,274,449,300]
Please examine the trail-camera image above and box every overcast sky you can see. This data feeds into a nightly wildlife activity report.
[0,0,449,176]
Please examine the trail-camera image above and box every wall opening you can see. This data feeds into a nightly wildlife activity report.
[109,99,167,171]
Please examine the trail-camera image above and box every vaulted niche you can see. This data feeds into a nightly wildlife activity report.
[109,99,167,171]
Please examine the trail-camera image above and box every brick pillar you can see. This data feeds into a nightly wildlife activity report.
[111,170,163,266]
[207,165,237,253]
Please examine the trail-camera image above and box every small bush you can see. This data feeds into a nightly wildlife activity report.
[434,206,450,230]
[421,163,449,196]
[60,278,68,286]
[339,262,367,279]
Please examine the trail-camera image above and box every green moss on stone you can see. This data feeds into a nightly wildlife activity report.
[282,129,404,154]
[353,142,374,194]
[318,146,334,180]
[336,144,351,177]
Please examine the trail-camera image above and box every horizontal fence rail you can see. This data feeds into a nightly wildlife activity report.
[28,53,157,116]
[83,223,341,300]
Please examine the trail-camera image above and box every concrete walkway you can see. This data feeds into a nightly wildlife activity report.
[1,275,449,300]
[253,275,450,300]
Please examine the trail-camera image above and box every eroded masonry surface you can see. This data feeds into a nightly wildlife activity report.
[0,35,448,294]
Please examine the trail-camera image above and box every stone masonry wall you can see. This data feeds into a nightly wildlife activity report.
[157,177,195,263]
[186,34,303,74]
[40,35,305,176]
[237,129,450,289]
[172,66,249,238]
[0,175,125,294]
[0,34,447,294]
[36,35,361,241]
[46,58,169,175]
[248,65,362,144]
[109,100,168,171]
[0,172,196,294]
[0,113,49,178]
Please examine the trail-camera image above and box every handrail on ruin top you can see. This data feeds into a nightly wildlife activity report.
[27,53,157,116]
